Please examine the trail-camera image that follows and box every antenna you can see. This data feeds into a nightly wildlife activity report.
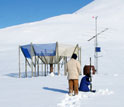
[88,28,108,41]
[88,16,108,73]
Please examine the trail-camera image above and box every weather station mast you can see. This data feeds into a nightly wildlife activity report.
[88,16,108,73]
[94,16,99,73]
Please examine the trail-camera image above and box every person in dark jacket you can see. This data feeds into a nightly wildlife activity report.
[79,74,91,92]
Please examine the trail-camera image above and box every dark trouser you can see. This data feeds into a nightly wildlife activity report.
[69,79,78,95]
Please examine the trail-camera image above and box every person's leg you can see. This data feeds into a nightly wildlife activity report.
[69,79,73,95]
[74,79,79,95]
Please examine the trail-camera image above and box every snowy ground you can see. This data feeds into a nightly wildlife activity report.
[0,73,123,107]
[0,0,124,107]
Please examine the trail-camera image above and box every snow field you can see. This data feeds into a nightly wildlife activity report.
[0,0,124,106]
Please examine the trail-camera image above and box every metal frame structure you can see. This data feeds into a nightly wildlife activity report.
[18,42,81,78]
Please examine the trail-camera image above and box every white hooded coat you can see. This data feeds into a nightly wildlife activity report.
[66,58,81,80]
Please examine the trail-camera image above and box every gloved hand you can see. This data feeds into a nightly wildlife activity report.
[86,77,90,82]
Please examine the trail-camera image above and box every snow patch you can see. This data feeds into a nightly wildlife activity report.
[97,89,114,95]
[113,74,118,77]
[57,89,114,107]
[57,93,82,107]
[48,72,55,77]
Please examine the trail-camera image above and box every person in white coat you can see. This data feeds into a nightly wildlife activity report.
[66,53,81,96]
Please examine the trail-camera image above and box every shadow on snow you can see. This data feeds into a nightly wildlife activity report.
[43,87,68,94]
[5,72,34,78]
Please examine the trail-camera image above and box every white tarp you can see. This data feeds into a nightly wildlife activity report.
[21,42,79,64]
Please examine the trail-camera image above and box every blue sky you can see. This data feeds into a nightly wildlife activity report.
[0,0,93,29]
